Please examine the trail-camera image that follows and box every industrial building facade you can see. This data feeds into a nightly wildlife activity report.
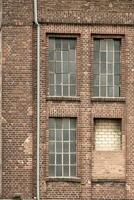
[1,0,134,199]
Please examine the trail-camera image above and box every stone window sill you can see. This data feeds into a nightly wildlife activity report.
[91,97,126,102]
[92,178,126,183]
[46,177,81,183]
[46,96,80,102]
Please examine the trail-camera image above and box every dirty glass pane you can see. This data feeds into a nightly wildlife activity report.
[69,62,76,73]
[63,119,69,129]
[94,75,99,85]
[94,63,99,74]
[100,75,106,85]
[114,40,120,51]
[62,40,68,50]
[49,130,55,140]
[63,74,69,84]
[100,40,106,51]
[70,119,76,129]
[63,86,68,96]
[49,166,55,176]
[70,130,76,141]
[70,74,76,84]
[63,62,68,73]
[49,62,55,72]
[55,62,62,73]
[49,118,55,129]
[56,166,62,176]
[49,38,55,50]
[100,86,106,97]
[49,154,55,164]
[63,142,69,152]
[56,85,62,96]
[63,166,69,177]
[70,154,76,164]
[56,130,62,141]
[56,142,62,152]
[101,52,106,62]
[49,142,55,153]
[70,142,76,152]
[70,85,76,96]
[108,75,113,86]
[70,166,76,176]
[56,118,62,129]
[56,74,62,84]
[49,85,55,96]
[108,86,113,97]
[63,130,69,141]
[63,154,69,164]
[56,154,62,164]
[100,63,106,74]
[94,39,100,51]
[69,39,76,50]
[108,39,113,51]
[93,86,99,96]
[49,50,55,60]
[63,51,68,61]
[55,39,61,50]
[49,73,54,84]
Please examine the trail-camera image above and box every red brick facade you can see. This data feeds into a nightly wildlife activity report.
[1,0,134,199]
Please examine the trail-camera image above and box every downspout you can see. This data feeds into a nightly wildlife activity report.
[33,0,40,200]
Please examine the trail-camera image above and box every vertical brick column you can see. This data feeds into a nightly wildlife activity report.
[80,28,92,200]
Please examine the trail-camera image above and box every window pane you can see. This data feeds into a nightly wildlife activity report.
[108,63,113,74]
[70,119,76,129]
[49,50,55,60]
[114,86,120,97]
[100,75,106,85]
[63,51,68,61]
[55,62,62,73]
[62,40,68,50]
[63,119,69,129]
[69,40,76,50]
[56,166,62,176]
[70,85,76,96]
[69,62,76,73]
[56,130,62,141]
[114,40,120,51]
[108,52,113,62]
[49,118,55,129]
[63,154,69,164]
[114,52,120,62]
[108,75,113,86]
[100,52,106,62]
[114,63,120,74]
[63,142,69,152]
[63,166,69,176]
[56,85,62,96]
[56,154,62,164]
[63,74,69,84]
[100,86,106,97]
[49,166,55,176]
[94,75,99,85]
[49,85,55,96]
[49,74,54,84]
[94,52,99,63]
[94,64,99,74]
[70,142,76,152]
[63,86,68,96]
[100,63,106,74]
[49,142,55,153]
[63,130,69,141]
[69,50,75,61]
[56,118,62,129]
[55,39,61,50]
[70,74,76,84]
[94,39,100,51]
[49,154,55,164]
[63,62,68,73]
[49,62,55,72]
[49,130,55,140]
[56,74,62,84]
[49,38,55,50]
[70,130,76,141]
[108,39,113,51]
[56,142,62,152]
[100,40,106,51]
[93,86,99,96]
[55,51,61,61]
[70,166,76,177]
[70,154,76,164]
[108,86,113,97]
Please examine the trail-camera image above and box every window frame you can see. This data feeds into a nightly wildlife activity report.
[46,34,80,99]
[48,117,77,178]
[91,35,125,100]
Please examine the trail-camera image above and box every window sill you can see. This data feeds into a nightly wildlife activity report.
[46,96,80,102]
[92,178,126,183]
[91,97,126,102]
[46,177,81,183]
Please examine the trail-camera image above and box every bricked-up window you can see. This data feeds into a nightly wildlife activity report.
[49,118,76,177]
[95,119,121,151]
[93,39,121,97]
[48,38,76,96]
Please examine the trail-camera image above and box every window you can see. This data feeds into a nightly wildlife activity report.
[48,38,76,97]
[93,39,121,97]
[94,119,121,151]
[49,118,76,177]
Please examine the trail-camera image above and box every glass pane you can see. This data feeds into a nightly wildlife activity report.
[56,130,62,141]
[62,40,68,50]
[94,75,99,85]
[63,51,68,61]
[114,52,120,62]
[69,39,76,50]
[108,75,113,86]
[49,73,54,84]
[70,85,76,96]
[114,86,120,97]
[108,52,113,62]
[70,166,76,177]
[100,63,106,74]
[63,62,68,73]
[63,154,69,164]
[49,166,55,176]
[94,63,99,74]
[49,118,55,129]
[55,39,61,50]
[108,87,113,97]
[63,74,68,84]
[56,85,62,96]
[70,74,76,84]
[56,142,62,152]
[56,154,62,164]
[108,63,113,73]
[55,51,61,61]
[101,52,106,62]
[69,50,75,61]
[100,86,106,97]
[108,39,113,51]
[70,130,76,141]
[93,86,99,96]
[62,119,69,129]
[56,74,62,84]
[94,39,100,51]
[49,154,55,164]
[55,62,62,73]
[70,154,76,164]
[63,166,69,177]
[94,51,99,63]
[70,142,76,152]
[115,75,120,85]
[114,63,120,74]
[49,142,55,153]
[49,62,55,72]
[56,166,62,176]
[63,85,68,96]
[114,40,120,51]
[56,119,62,129]
[63,130,69,141]
[49,85,54,96]
[100,40,106,51]
[49,50,55,60]
[69,62,76,73]
[49,130,55,140]
[70,119,76,129]
[100,75,106,85]
[49,38,55,50]
[63,142,69,152]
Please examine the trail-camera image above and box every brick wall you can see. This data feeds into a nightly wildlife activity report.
[2,1,134,200]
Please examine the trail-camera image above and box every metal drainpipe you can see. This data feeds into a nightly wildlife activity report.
[33,0,40,200]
